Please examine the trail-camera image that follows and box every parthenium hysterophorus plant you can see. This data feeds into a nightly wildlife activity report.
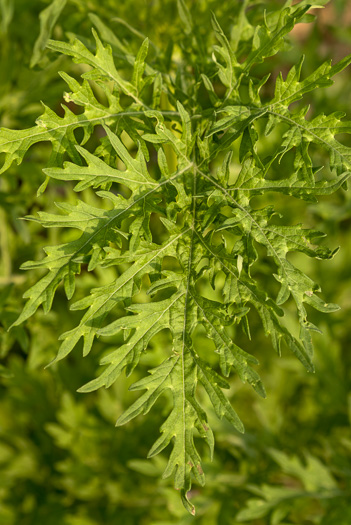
[2,0,351,514]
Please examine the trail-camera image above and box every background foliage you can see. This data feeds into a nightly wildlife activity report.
[0,0,350,523]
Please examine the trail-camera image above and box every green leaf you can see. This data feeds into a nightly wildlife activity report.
[47,29,141,103]
[177,0,193,35]
[30,0,67,67]
[241,5,310,74]
[132,38,149,95]
[3,2,350,514]
[44,127,157,192]
[236,449,341,522]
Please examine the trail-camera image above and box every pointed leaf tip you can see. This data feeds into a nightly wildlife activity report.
[181,489,196,515]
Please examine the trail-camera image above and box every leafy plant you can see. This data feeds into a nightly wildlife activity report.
[1,0,351,514]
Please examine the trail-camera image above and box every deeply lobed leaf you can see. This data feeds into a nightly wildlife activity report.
[3,0,351,514]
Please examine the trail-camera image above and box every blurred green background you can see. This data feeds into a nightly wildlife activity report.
[0,1,351,523]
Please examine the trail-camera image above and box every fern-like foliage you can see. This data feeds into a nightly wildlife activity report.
[2,0,351,514]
